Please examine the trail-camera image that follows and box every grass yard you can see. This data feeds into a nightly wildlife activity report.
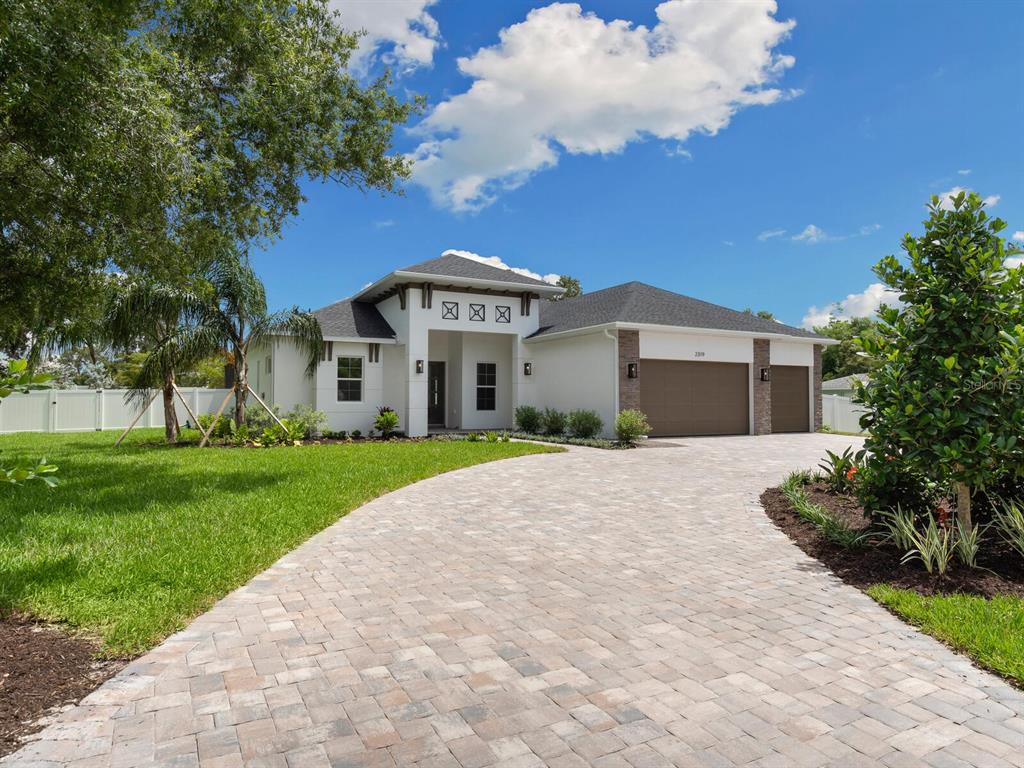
[0,429,558,656]
[867,585,1024,687]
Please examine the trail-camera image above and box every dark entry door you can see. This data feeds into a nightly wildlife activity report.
[428,362,445,426]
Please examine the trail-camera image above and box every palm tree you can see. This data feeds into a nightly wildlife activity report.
[105,280,208,443]
[167,257,322,427]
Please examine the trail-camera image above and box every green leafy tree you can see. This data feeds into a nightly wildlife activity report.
[550,275,582,301]
[3,0,418,356]
[857,192,1024,531]
[743,308,777,321]
[158,258,323,427]
[814,317,882,380]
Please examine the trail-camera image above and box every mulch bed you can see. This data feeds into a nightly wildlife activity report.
[0,615,124,758]
[761,481,1024,598]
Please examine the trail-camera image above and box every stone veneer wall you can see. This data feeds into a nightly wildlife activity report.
[813,344,823,431]
[618,330,640,412]
[753,339,771,435]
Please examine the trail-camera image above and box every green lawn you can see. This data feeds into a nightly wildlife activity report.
[0,429,558,656]
[868,585,1024,687]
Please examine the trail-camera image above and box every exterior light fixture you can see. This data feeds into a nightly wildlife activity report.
[416,359,424,374]
[760,367,770,382]
[523,362,532,376]
[627,362,638,379]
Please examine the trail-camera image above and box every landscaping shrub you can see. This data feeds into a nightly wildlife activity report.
[993,499,1024,559]
[614,409,650,445]
[817,447,861,495]
[286,404,327,438]
[374,406,399,438]
[858,459,943,525]
[197,414,233,439]
[514,405,543,434]
[484,431,499,443]
[780,471,868,550]
[465,432,482,442]
[567,409,603,439]
[542,408,567,436]
[856,192,1024,532]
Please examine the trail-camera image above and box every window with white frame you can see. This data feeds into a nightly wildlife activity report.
[476,362,496,411]
[337,357,363,401]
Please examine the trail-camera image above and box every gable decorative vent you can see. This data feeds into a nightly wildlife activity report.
[441,301,458,320]
[469,304,485,322]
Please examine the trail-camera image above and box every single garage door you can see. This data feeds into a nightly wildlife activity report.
[638,359,749,437]
[771,365,810,433]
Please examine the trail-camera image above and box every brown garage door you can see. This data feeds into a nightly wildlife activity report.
[771,365,810,433]
[638,359,749,437]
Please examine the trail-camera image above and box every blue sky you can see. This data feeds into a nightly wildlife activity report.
[253,0,1023,329]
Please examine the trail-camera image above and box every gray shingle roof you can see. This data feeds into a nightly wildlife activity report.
[399,254,557,288]
[313,299,395,339]
[532,282,826,340]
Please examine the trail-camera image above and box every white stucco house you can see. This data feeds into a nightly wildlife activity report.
[253,253,835,438]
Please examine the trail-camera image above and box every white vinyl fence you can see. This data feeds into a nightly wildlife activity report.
[0,388,233,434]
[822,394,867,434]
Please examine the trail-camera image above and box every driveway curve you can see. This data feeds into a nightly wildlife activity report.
[6,434,1023,768]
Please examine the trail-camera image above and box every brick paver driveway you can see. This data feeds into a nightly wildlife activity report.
[7,434,1024,768]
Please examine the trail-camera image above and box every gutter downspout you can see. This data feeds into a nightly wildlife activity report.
[604,327,619,419]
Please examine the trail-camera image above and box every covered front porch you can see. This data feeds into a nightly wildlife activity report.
[422,329,516,433]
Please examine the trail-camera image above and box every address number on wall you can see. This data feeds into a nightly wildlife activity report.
[694,351,706,358]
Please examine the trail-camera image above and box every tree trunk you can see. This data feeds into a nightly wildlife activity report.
[233,348,247,427]
[162,371,179,443]
[955,481,972,533]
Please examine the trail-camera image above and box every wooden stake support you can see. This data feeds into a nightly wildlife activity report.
[114,390,159,447]
[172,385,202,430]
[245,385,288,431]
[198,388,235,448]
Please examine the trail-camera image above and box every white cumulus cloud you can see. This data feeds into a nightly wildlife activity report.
[936,186,1000,211]
[1012,231,1024,241]
[801,283,901,329]
[331,0,441,72]
[442,249,560,285]
[411,0,797,211]
[757,228,786,241]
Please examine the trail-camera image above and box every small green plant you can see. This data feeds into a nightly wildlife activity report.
[465,432,482,442]
[515,405,543,434]
[567,409,603,439]
[498,432,510,443]
[542,408,567,436]
[484,431,499,443]
[374,406,400,438]
[232,423,251,446]
[817,447,861,494]
[780,475,869,550]
[2,457,59,487]
[954,518,987,569]
[197,414,233,439]
[614,409,650,446]
[993,499,1024,559]
[878,507,955,575]
[351,429,362,439]
[286,404,327,438]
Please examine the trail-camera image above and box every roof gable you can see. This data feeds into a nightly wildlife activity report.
[313,299,395,339]
[533,282,825,341]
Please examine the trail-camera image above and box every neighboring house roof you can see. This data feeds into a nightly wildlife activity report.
[530,282,829,341]
[822,373,870,390]
[313,299,395,340]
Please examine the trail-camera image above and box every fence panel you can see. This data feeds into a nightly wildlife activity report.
[822,394,867,434]
[0,388,233,434]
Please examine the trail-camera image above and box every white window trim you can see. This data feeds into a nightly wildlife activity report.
[476,361,497,412]
[337,355,364,403]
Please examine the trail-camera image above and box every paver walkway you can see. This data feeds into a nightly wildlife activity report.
[6,434,1024,768]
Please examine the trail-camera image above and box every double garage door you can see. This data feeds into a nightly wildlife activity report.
[638,359,808,437]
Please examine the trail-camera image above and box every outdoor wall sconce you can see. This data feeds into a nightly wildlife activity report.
[627,362,638,379]
[760,367,770,382]
[416,359,424,374]
[523,362,532,376]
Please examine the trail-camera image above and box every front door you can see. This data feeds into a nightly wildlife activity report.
[428,362,445,427]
